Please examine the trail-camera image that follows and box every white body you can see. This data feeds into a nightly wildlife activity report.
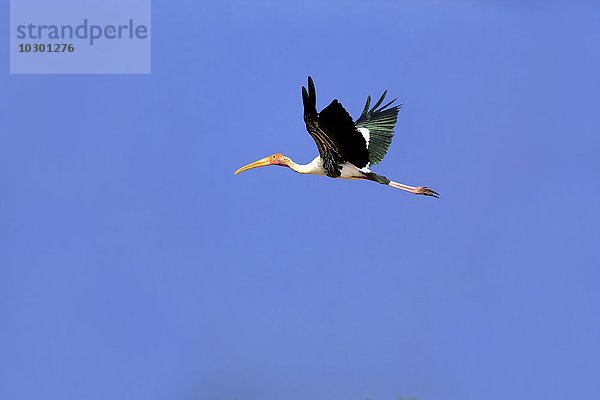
[294,156,369,179]
[340,162,370,179]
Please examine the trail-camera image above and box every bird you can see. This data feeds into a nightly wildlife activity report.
[234,76,439,198]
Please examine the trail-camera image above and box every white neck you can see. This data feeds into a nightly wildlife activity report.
[287,156,324,175]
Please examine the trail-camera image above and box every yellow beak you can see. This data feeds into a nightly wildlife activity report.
[234,156,273,175]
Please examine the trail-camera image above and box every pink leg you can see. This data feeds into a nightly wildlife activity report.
[388,180,439,198]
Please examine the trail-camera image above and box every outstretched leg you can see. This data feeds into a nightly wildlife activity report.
[365,172,439,198]
[388,180,439,197]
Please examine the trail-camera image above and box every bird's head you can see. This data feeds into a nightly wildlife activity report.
[234,153,291,175]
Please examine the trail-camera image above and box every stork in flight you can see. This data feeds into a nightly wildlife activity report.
[234,77,439,198]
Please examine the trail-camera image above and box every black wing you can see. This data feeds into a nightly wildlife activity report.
[302,77,370,176]
[354,91,401,166]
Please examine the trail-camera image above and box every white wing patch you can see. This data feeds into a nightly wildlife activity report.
[357,127,370,147]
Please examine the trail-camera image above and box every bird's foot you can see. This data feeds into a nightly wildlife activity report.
[415,186,439,198]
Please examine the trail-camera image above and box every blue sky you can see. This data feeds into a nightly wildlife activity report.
[1,1,599,399]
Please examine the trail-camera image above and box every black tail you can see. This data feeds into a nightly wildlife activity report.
[302,76,317,118]
[364,172,390,185]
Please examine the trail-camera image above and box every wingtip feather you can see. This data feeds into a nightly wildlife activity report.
[362,95,371,116]
[302,77,317,115]
[307,76,316,101]
[370,91,388,112]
